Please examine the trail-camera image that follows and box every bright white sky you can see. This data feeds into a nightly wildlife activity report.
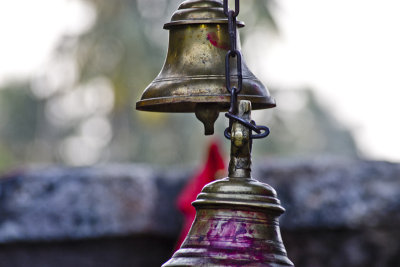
[0,0,94,83]
[0,0,399,162]
[245,0,400,162]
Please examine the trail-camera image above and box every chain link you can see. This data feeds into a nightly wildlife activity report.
[223,0,270,141]
[223,0,240,17]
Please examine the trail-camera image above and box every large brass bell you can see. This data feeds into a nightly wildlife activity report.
[136,0,275,134]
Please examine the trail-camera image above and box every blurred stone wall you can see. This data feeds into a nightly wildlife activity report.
[0,159,399,267]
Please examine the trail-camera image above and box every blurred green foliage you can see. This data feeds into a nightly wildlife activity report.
[0,0,358,173]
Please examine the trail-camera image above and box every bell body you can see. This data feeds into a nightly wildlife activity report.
[136,0,275,113]
[162,177,294,267]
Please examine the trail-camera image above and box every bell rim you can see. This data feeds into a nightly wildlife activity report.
[192,198,285,213]
[136,95,276,112]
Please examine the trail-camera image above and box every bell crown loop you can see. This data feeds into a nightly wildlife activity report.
[164,0,245,29]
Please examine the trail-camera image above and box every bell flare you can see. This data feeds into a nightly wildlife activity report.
[136,75,275,113]
[135,0,275,114]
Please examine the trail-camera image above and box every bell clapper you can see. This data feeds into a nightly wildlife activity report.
[195,103,220,135]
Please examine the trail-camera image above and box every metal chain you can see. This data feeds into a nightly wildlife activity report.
[223,0,270,141]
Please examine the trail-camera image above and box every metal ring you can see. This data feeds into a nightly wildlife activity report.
[251,126,270,139]
[223,0,240,17]
[224,114,270,140]
[224,125,270,140]
[227,10,237,51]
[225,50,243,94]
[225,113,260,133]
[229,87,238,114]
[224,127,231,139]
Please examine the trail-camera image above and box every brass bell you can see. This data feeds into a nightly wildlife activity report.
[163,101,294,266]
[164,178,294,266]
[136,0,275,134]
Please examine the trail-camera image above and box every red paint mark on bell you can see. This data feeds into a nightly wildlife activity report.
[207,32,229,50]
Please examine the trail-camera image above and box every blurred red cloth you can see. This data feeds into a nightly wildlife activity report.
[175,140,226,250]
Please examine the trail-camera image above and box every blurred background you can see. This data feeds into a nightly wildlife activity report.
[2,0,399,173]
[0,0,400,266]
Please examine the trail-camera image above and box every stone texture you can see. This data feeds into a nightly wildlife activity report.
[282,228,400,267]
[253,158,400,229]
[0,159,399,267]
[0,164,188,243]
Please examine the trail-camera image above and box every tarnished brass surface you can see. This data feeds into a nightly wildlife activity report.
[162,101,294,267]
[136,0,275,115]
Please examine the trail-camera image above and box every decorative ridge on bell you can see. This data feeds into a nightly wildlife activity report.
[135,0,275,135]
[164,0,245,29]
[194,178,285,212]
